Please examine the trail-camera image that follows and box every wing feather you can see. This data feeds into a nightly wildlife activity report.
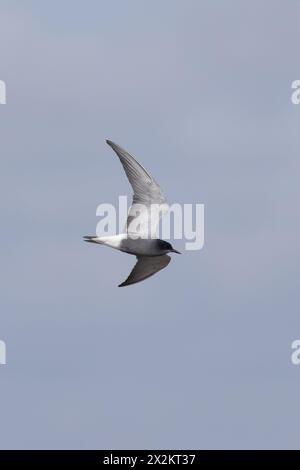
[119,255,171,287]
[106,140,169,237]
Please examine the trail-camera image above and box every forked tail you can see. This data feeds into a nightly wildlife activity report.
[83,236,104,245]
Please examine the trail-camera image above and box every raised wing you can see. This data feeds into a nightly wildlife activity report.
[119,255,171,287]
[106,140,169,238]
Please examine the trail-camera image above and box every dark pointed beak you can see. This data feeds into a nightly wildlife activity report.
[171,249,181,254]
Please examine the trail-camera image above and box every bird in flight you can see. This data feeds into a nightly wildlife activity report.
[84,140,180,287]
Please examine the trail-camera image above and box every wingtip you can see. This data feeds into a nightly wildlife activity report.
[118,280,132,287]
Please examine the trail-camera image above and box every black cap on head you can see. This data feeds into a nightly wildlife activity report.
[157,240,173,251]
[156,240,181,253]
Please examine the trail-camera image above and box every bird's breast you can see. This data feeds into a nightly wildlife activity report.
[121,237,161,256]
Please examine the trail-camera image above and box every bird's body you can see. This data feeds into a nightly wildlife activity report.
[84,140,180,286]
[84,234,174,257]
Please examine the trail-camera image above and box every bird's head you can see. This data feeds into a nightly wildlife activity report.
[157,239,181,254]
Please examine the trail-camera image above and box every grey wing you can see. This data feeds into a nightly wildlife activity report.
[106,140,169,237]
[119,255,171,287]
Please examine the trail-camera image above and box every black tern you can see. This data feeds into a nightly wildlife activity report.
[84,140,180,287]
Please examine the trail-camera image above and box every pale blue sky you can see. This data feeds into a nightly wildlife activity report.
[1,0,300,449]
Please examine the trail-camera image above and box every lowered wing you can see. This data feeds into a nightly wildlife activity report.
[119,255,171,287]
